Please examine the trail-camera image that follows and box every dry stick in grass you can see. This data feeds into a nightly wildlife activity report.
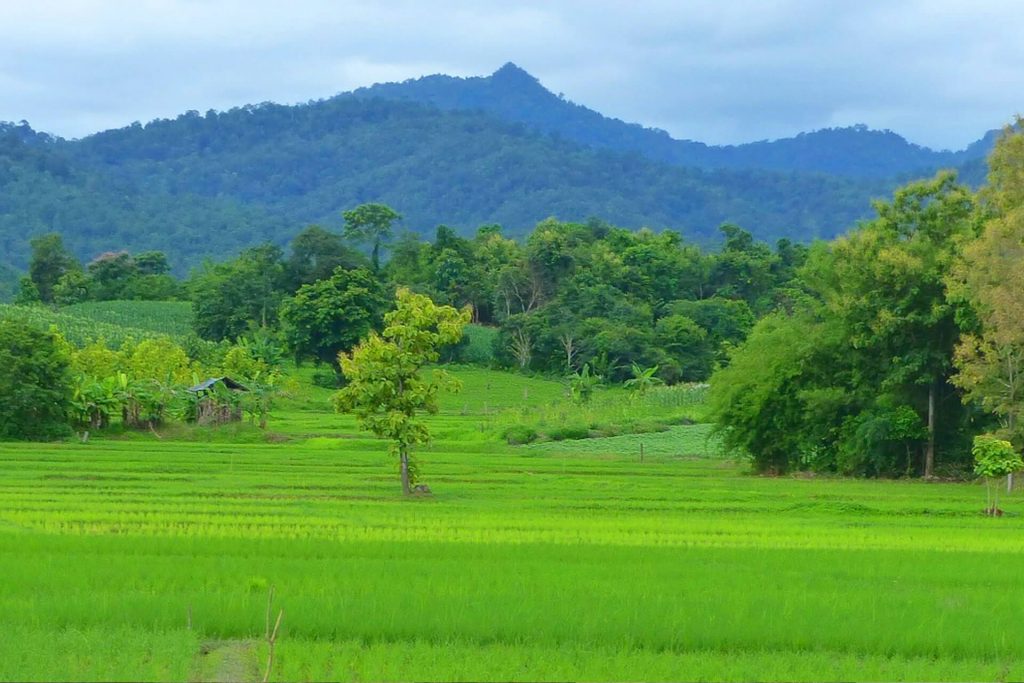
[263,609,283,683]
[265,585,275,639]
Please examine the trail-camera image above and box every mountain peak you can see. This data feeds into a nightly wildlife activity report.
[490,62,541,87]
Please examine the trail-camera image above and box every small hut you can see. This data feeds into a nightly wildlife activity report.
[187,377,248,425]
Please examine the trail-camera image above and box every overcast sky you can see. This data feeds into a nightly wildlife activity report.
[2,0,1021,150]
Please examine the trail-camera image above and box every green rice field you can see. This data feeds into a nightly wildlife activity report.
[2,368,1023,681]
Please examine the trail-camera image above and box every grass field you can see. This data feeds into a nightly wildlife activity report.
[0,301,193,348]
[2,368,1023,681]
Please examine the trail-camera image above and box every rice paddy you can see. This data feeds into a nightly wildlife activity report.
[2,367,1023,681]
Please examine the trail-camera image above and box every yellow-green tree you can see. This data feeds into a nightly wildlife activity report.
[333,288,470,495]
[951,121,1024,445]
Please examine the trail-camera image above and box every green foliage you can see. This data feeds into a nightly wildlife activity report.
[569,363,601,405]
[972,435,1023,479]
[342,203,401,271]
[713,172,979,476]
[286,225,366,289]
[280,267,388,368]
[623,363,664,396]
[189,244,285,341]
[0,320,72,440]
[710,312,833,474]
[333,288,471,493]
[14,276,40,305]
[28,233,80,303]
[972,435,1024,514]
[0,97,894,277]
[502,424,539,445]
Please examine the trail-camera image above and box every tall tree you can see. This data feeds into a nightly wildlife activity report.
[28,233,80,304]
[811,172,977,477]
[950,122,1024,445]
[280,267,388,369]
[333,288,470,495]
[286,225,366,289]
[190,244,285,340]
[342,203,401,272]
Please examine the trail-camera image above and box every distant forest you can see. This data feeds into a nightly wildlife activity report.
[0,64,1002,294]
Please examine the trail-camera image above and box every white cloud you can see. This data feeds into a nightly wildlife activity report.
[0,0,1021,148]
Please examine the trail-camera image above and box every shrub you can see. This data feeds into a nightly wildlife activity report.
[546,424,590,441]
[503,425,539,445]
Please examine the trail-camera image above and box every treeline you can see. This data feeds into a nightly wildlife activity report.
[14,236,182,305]
[710,122,1024,479]
[15,202,801,389]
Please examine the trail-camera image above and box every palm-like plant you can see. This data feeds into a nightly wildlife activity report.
[569,363,601,405]
[624,363,664,397]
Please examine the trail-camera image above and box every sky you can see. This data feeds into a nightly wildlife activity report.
[1,0,1021,150]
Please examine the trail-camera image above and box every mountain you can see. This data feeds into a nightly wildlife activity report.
[0,122,288,274]
[53,97,885,251]
[0,64,1000,286]
[353,63,995,178]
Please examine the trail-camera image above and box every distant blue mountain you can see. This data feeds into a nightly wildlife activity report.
[352,62,996,179]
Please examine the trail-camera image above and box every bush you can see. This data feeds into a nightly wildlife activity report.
[546,424,590,441]
[312,369,344,389]
[0,320,72,440]
[503,424,539,445]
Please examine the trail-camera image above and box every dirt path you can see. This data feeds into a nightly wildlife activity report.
[190,639,261,683]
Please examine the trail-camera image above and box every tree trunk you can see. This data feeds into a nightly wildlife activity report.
[399,447,411,496]
[925,381,936,479]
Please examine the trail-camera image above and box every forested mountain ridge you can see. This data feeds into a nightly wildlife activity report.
[0,124,289,275]
[0,64,1003,287]
[353,63,996,178]
[2,98,889,275]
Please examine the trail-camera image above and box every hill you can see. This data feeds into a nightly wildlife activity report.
[354,63,994,178]
[0,65,1001,281]
[1,100,888,276]
[0,123,288,275]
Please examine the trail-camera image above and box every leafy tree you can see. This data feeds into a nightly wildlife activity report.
[342,203,401,272]
[950,122,1024,446]
[70,375,119,432]
[710,311,847,473]
[812,172,977,477]
[332,288,470,495]
[280,267,389,370]
[28,233,80,303]
[654,314,713,383]
[87,251,137,300]
[972,435,1024,515]
[53,270,93,305]
[709,224,779,313]
[190,244,286,340]
[14,276,41,305]
[286,225,366,289]
[0,320,72,440]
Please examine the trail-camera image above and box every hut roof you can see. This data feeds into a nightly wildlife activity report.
[187,376,249,393]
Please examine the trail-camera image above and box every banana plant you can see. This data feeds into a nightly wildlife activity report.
[70,375,120,431]
[624,363,664,397]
